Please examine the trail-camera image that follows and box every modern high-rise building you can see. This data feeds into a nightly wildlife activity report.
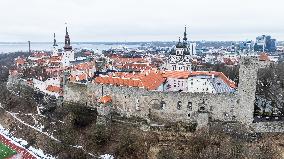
[254,35,276,53]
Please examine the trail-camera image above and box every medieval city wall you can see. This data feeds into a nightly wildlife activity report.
[63,83,88,105]
[86,82,238,124]
[251,122,284,132]
[63,57,284,132]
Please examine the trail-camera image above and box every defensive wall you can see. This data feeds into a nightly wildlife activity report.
[64,56,284,131]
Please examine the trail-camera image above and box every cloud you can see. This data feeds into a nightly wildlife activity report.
[0,0,283,41]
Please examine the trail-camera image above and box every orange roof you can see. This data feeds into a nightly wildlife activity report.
[69,73,88,82]
[50,56,61,62]
[98,95,112,104]
[9,70,18,76]
[112,58,148,65]
[36,59,46,64]
[95,70,236,90]
[70,76,76,82]
[259,53,270,61]
[32,52,48,58]
[162,71,190,79]
[74,62,93,70]
[122,63,153,71]
[95,71,165,90]
[15,58,25,65]
[46,85,61,93]
[79,74,87,81]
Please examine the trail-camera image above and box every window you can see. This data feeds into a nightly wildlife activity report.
[177,101,182,110]
[187,102,192,110]
[160,101,166,110]
[136,99,140,111]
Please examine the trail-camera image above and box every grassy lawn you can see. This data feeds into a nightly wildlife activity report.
[0,142,17,159]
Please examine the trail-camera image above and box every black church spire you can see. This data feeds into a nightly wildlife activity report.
[63,26,72,51]
[183,26,188,42]
[53,33,58,47]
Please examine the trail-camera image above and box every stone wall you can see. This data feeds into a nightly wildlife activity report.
[63,57,275,131]
[86,82,238,126]
[63,83,88,105]
[252,122,284,132]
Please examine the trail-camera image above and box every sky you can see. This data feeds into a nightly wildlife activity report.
[0,0,283,42]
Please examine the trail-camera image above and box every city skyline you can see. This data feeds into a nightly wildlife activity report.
[0,0,283,42]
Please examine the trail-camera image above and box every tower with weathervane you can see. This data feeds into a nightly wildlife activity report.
[62,26,75,67]
[165,26,196,71]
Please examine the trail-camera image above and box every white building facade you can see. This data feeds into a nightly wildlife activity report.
[165,27,196,71]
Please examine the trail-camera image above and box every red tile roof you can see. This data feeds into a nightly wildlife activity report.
[32,52,48,58]
[46,85,61,93]
[15,58,25,65]
[99,95,112,104]
[122,63,154,71]
[259,53,270,61]
[112,58,148,65]
[95,70,236,90]
[74,62,94,70]
[95,71,165,90]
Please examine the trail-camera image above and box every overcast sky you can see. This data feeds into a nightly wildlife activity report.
[0,0,283,42]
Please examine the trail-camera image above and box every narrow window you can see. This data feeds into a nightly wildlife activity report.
[160,101,166,110]
[177,101,182,110]
[187,102,192,110]
[136,99,140,110]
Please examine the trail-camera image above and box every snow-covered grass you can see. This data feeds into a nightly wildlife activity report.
[100,154,114,159]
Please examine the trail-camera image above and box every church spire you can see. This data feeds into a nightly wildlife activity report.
[65,26,68,36]
[53,33,58,47]
[183,25,188,42]
[64,25,72,51]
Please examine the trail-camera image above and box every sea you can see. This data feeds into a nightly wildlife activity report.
[0,42,141,54]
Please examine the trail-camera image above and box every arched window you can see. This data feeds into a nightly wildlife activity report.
[177,101,182,110]
[187,102,192,110]
[160,101,166,110]
[136,99,140,111]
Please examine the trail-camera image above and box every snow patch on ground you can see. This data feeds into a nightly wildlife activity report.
[99,154,114,159]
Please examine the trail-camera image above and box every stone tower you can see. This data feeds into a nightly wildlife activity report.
[236,56,269,124]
